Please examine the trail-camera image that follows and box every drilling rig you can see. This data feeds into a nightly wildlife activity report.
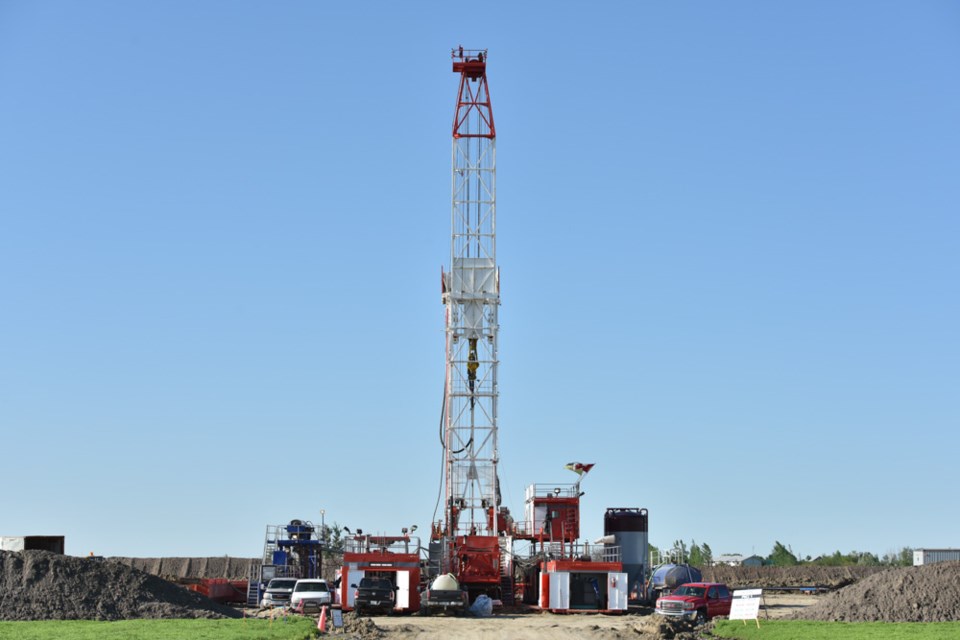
[429,47,511,603]
[427,49,632,613]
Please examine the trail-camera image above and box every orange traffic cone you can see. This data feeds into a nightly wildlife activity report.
[317,605,327,633]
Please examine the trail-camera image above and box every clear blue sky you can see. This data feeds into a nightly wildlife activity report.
[1,1,957,561]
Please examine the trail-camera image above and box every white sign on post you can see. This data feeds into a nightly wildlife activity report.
[729,588,763,626]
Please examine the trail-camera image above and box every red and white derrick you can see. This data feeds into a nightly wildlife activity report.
[435,47,506,598]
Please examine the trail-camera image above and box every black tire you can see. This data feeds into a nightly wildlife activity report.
[695,609,707,625]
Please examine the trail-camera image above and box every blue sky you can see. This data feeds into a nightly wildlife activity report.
[1,1,957,561]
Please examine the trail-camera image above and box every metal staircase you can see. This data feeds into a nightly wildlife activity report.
[427,539,446,580]
[246,564,261,607]
[262,525,281,564]
[246,526,280,606]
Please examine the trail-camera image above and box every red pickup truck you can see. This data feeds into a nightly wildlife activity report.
[654,582,732,624]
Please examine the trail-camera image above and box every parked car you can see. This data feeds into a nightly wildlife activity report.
[654,582,732,624]
[290,578,332,611]
[351,577,396,615]
[260,577,298,608]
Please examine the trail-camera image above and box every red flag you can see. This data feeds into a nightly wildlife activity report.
[565,462,595,476]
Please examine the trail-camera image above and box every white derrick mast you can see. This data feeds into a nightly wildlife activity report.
[441,47,500,542]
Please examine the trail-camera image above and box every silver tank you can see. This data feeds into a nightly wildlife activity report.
[604,508,648,601]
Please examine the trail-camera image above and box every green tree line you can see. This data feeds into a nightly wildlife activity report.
[650,539,914,568]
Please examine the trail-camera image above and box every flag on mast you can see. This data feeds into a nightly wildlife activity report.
[565,462,595,476]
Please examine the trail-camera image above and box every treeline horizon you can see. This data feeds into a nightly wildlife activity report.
[651,540,915,567]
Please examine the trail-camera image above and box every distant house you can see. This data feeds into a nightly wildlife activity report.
[715,554,745,566]
[742,555,764,567]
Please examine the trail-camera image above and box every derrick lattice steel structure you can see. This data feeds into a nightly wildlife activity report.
[441,48,499,540]
[435,49,505,593]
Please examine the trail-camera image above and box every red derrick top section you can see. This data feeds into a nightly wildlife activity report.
[451,47,495,139]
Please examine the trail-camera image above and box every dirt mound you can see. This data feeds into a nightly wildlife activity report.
[632,617,708,639]
[0,550,242,621]
[703,565,883,589]
[788,561,960,622]
[111,556,258,581]
[342,612,385,639]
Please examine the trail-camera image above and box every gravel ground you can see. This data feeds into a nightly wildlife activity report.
[334,594,816,640]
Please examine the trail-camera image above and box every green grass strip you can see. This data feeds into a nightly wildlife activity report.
[0,617,318,640]
[713,619,960,640]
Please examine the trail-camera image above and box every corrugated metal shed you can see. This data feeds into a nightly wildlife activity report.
[913,548,960,565]
[0,536,65,554]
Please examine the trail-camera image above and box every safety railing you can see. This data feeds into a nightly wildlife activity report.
[525,483,581,501]
[518,540,622,563]
[343,535,421,555]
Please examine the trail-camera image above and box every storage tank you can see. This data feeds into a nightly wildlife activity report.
[603,508,648,601]
[431,573,459,591]
[649,563,702,600]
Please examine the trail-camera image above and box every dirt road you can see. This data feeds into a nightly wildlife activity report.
[351,594,816,639]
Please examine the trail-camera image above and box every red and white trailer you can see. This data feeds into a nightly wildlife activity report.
[538,558,628,613]
[336,532,421,614]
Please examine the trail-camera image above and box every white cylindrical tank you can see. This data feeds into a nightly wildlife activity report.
[431,573,459,591]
